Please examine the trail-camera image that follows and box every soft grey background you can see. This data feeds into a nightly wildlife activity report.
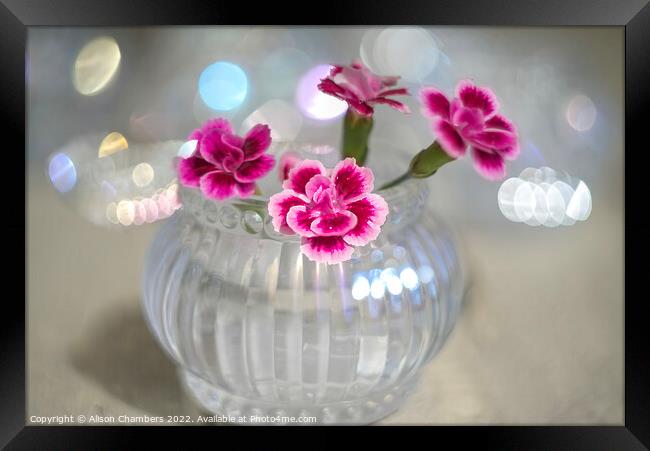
[27,27,623,424]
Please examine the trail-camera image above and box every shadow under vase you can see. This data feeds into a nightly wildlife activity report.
[68,302,194,419]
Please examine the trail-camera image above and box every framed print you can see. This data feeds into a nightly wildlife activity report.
[3,0,649,447]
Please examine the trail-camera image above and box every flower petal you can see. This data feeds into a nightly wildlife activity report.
[371,97,410,114]
[242,124,272,161]
[319,77,374,116]
[318,78,349,98]
[188,118,233,155]
[456,80,499,118]
[311,210,358,237]
[485,114,516,133]
[485,115,520,161]
[333,65,376,100]
[201,117,233,135]
[377,74,400,88]
[331,158,374,204]
[234,154,275,183]
[360,64,400,93]
[498,142,520,161]
[301,236,354,265]
[286,205,317,237]
[199,171,238,200]
[188,129,203,143]
[346,98,374,116]
[329,64,344,77]
[451,106,484,135]
[470,129,517,152]
[282,159,327,196]
[221,133,245,150]
[376,87,410,98]
[419,87,450,119]
[471,147,506,181]
[432,118,467,158]
[178,156,216,187]
[343,194,389,246]
[234,181,256,198]
[312,186,335,211]
[268,190,309,234]
[304,174,332,200]
[200,129,243,170]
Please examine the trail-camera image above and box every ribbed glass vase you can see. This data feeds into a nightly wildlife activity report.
[141,147,466,425]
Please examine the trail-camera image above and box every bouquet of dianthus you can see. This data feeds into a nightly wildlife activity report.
[178,60,520,264]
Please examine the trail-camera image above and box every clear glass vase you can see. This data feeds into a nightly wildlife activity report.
[141,146,466,425]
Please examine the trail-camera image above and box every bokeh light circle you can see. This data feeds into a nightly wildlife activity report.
[530,183,549,226]
[296,65,347,120]
[370,276,386,299]
[178,140,198,158]
[497,167,592,227]
[116,200,135,226]
[198,61,248,111]
[73,36,121,96]
[379,27,439,82]
[399,267,419,290]
[566,94,597,132]
[566,181,592,221]
[132,162,155,188]
[98,131,128,158]
[48,153,77,193]
[360,29,383,72]
[351,276,370,300]
[513,182,536,223]
[544,182,566,226]
[242,99,302,141]
[106,202,119,225]
[381,268,403,296]
[497,177,524,222]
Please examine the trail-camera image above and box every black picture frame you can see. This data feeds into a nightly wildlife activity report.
[4,0,648,448]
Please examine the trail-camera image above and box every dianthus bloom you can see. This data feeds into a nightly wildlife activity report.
[278,151,302,181]
[318,60,410,117]
[420,80,519,180]
[268,158,389,264]
[178,118,275,200]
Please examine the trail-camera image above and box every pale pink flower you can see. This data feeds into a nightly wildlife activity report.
[278,151,302,181]
[178,118,275,200]
[318,60,410,117]
[420,80,519,180]
[268,158,388,264]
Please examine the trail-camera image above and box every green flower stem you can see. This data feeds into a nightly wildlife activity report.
[378,171,412,191]
[378,140,456,190]
[342,109,374,165]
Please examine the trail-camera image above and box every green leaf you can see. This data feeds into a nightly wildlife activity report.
[342,110,373,165]
[408,141,455,178]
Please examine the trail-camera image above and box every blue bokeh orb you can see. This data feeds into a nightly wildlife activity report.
[48,152,77,193]
[198,61,248,111]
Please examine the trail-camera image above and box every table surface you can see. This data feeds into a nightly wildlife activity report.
[27,173,623,426]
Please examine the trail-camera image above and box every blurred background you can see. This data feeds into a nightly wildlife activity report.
[27,27,623,424]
